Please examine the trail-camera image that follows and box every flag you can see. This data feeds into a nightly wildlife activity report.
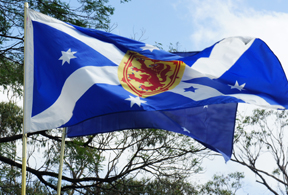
[24,8,288,160]
[67,103,237,161]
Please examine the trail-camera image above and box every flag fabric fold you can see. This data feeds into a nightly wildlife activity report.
[67,103,238,162]
[24,8,288,160]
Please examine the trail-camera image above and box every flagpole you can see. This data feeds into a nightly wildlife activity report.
[57,127,66,195]
[22,2,29,195]
[21,134,27,195]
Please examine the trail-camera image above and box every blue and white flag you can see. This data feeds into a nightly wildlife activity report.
[24,9,288,160]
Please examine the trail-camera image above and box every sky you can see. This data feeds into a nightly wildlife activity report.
[108,0,288,194]
[109,0,288,71]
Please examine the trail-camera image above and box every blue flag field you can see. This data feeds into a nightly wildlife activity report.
[24,8,288,161]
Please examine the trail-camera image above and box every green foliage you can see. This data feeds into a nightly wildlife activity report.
[0,11,10,45]
[0,180,49,195]
[0,102,26,194]
[0,101,23,136]
[94,177,198,195]
[199,172,244,195]
[82,172,244,195]
[0,59,23,97]
[27,0,114,29]
[65,137,104,176]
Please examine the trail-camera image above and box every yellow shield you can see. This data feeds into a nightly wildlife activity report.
[118,51,185,97]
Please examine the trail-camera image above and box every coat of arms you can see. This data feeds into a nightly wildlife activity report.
[118,51,185,97]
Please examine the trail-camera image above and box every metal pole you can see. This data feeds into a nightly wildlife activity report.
[21,2,29,195]
[57,128,67,195]
[21,134,27,195]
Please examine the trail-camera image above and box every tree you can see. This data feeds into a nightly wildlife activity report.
[198,172,244,195]
[95,177,199,195]
[43,128,207,194]
[232,108,288,195]
[0,112,208,194]
[66,172,244,195]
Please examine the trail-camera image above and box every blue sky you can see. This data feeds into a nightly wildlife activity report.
[108,0,288,194]
[109,0,288,72]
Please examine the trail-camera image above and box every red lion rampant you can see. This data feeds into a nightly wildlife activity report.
[128,57,172,91]
[119,51,184,97]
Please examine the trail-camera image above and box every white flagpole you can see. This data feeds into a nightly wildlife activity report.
[22,2,29,195]
[57,128,67,195]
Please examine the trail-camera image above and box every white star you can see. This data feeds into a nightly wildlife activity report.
[229,81,246,91]
[140,44,160,52]
[59,48,77,65]
[125,95,146,107]
[182,127,190,133]
[203,105,208,109]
